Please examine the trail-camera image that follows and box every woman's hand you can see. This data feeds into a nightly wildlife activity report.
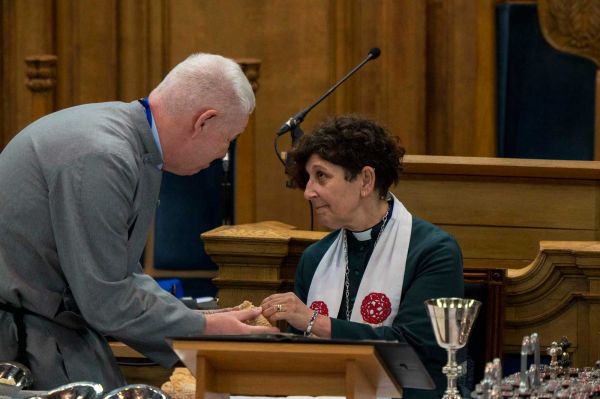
[260,292,315,332]
[203,306,279,335]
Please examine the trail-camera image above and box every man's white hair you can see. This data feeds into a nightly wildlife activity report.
[153,53,255,118]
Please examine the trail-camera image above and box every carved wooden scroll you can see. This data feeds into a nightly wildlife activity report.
[538,0,600,66]
[505,241,600,367]
[25,54,57,122]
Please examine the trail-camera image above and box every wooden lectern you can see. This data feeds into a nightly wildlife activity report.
[170,337,409,399]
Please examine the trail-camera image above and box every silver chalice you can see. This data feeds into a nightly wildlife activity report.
[425,297,481,399]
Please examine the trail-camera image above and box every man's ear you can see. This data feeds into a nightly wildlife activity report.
[360,166,376,197]
[192,109,217,137]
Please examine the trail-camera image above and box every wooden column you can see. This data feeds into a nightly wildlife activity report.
[25,55,57,121]
[425,0,497,156]
[234,58,261,224]
[537,0,600,160]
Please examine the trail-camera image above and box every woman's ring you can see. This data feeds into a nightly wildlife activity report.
[276,304,284,312]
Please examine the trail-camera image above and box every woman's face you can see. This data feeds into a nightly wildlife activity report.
[303,154,363,230]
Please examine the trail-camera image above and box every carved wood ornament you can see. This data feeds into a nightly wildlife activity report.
[236,58,261,94]
[25,55,58,93]
[24,55,58,122]
[538,0,600,67]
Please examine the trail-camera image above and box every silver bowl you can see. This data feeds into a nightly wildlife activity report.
[102,384,171,399]
[27,381,103,399]
[0,361,33,388]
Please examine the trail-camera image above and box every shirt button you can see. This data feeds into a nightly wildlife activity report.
[353,270,360,276]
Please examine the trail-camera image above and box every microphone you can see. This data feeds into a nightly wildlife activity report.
[277,47,381,137]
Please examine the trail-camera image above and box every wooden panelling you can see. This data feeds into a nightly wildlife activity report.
[425,0,497,157]
[234,60,261,224]
[331,1,427,154]
[145,0,429,230]
[441,225,597,268]
[398,178,598,230]
[157,0,333,230]
[9,1,596,242]
[1,1,497,230]
[380,1,427,154]
[117,0,152,100]
[55,0,118,108]
[394,155,600,268]
[1,0,54,146]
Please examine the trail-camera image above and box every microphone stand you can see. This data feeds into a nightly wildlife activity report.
[276,47,381,138]
[221,150,232,225]
[273,47,381,230]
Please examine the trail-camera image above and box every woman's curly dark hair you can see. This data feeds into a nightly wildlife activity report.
[287,115,405,197]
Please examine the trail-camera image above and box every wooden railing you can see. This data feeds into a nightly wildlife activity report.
[396,155,600,269]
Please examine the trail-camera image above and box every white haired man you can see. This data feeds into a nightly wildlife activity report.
[0,53,277,390]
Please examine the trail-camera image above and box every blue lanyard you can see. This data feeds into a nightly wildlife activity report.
[138,97,153,128]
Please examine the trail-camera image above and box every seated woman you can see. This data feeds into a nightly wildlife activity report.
[261,115,464,398]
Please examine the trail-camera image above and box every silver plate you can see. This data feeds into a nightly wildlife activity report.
[0,361,33,388]
[0,361,33,396]
[102,384,171,399]
[26,381,103,399]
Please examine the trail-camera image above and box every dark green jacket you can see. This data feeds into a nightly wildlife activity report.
[294,216,464,399]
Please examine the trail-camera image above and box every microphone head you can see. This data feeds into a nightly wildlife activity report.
[368,47,381,60]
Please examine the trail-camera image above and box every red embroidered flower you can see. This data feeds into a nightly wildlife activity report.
[360,292,391,324]
[310,301,329,316]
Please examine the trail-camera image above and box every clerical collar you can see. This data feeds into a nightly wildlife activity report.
[349,199,394,242]
[351,229,373,241]
[350,221,384,242]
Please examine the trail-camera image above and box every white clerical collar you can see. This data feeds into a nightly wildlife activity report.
[351,229,372,241]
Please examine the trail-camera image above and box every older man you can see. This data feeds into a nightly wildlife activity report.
[0,53,277,390]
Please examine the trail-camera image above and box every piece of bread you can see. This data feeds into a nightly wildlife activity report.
[161,367,196,399]
[238,300,273,327]
[0,377,15,385]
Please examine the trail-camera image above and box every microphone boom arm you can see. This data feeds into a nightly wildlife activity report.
[277,48,380,136]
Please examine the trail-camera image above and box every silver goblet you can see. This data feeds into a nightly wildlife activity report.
[425,297,481,399]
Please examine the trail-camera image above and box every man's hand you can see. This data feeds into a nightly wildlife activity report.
[203,306,279,335]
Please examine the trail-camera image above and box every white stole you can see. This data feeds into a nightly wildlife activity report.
[306,195,412,327]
